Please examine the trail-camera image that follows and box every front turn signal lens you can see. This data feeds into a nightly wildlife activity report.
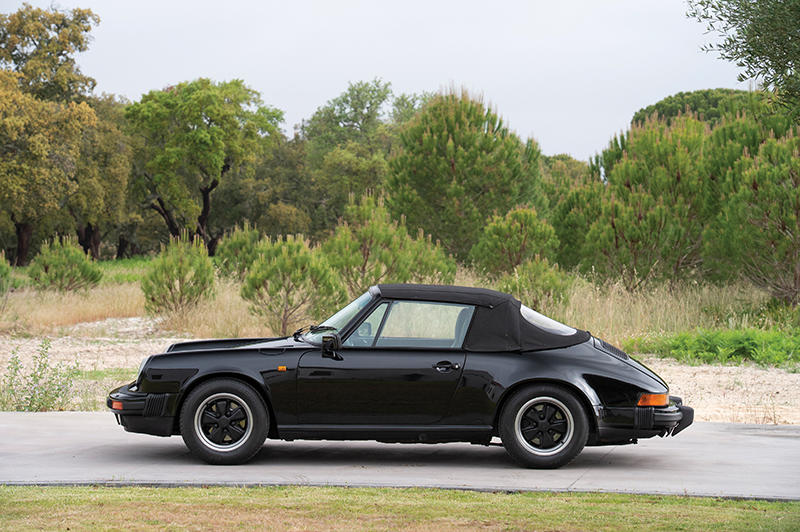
[637,393,668,407]
[111,401,123,410]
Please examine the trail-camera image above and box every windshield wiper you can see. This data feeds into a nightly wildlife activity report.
[292,324,336,341]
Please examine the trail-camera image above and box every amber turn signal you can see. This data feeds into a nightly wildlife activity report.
[111,400,123,410]
[637,393,668,407]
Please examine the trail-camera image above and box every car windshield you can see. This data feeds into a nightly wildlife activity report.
[301,291,373,343]
[520,304,576,336]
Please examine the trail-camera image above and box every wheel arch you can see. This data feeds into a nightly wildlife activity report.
[175,371,277,438]
[492,378,598,437]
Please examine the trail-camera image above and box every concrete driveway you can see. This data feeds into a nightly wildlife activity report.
[1,412,798,500]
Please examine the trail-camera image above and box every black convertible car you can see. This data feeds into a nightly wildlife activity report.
[108,284,693,468]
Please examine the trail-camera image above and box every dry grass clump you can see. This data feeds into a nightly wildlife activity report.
[0,283,144,336]
[159,280,277,339]
[547,279,769,346]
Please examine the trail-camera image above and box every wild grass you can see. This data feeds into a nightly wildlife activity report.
[0,284,144,336]
[0,486,797,531]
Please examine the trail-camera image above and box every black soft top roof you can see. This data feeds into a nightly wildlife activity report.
[374,284,590,352]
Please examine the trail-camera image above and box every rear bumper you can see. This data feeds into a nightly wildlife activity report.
[107,384,176,437]
[593,395,694,444]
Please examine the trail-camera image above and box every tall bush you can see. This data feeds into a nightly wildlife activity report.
[215,222,262,280]
[323,194,456,298]
[496,259,572,310]
[28,237,102,291]
[0,251,10,309]
[241,235,345,335]
[469,207,558,277]
[141,233,215,315]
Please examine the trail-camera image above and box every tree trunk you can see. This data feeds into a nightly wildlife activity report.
[196,179,219,252]
[77,223,101,260]
[149,197,181,238]
[14,221,33,266]
[116,234,129,259]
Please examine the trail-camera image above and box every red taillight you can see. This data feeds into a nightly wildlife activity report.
[111,400,124,410]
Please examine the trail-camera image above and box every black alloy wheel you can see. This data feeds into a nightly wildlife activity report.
[180,378,269,465]
[499,384,588,469]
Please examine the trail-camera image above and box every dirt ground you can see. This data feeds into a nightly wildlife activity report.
[1,317,798,424]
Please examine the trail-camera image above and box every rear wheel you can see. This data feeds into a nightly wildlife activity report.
[499,384,588,469]
[179,378,268,465]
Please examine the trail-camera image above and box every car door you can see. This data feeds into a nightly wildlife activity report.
[297,300,475,425]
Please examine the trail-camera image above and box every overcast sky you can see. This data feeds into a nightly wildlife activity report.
[6,0,747,160]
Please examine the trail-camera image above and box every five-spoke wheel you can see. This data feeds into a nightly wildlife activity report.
[180,379,268,465]
[500,384,588,468]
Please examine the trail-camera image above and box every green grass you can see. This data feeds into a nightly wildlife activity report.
[76,367,137,381]
[0,486,797,531]
[96,256,152,284]
[624,328,800,369]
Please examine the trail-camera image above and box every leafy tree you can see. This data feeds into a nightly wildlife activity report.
[688,0,800,117]
[257,202,311,238]
[301,80,394,233]
[388,90,540,260]
[126,78,282,253]
[241,235,345,335]
[70,95,132,259]
[631,89,761,126]
[28,237,102,292]
[0,3,99,101]
[0,250,11,312]
[141,233,216,315]
[323,194,456,298]
[470,207,558,277]
[0,71,95,264]
[584,115,712,288]
[707,131,800,304]
[549,182,603,271]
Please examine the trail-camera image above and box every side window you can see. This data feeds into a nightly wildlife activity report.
[375,301,475,348]
[342,303,389,347]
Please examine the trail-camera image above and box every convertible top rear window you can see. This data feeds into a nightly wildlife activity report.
[520,305,576,336]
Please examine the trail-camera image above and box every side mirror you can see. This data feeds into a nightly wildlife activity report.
[322,334,343,360]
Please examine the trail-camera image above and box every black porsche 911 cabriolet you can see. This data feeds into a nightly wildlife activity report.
[108,284,693,468]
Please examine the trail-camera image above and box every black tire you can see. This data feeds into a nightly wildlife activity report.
[179,378,268,465]
[499,384,589,469]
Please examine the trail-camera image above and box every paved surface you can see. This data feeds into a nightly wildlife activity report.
[1,413,798,499]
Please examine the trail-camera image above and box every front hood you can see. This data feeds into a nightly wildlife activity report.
[593,337,668,390]
[166,337,288,353]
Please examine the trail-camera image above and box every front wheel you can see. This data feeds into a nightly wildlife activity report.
[499,384,588,469]
[179,378,268,465]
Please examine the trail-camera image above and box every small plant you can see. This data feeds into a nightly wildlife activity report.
[141,233,216,315]
[215,222,263,280]
[242,235,346,335]
[28,238,102,292]
[496,258,572,310]
[0,251,11,313]
[0,340,80,411]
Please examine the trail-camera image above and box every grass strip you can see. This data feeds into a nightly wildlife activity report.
[0,486,798,531]
[624,328,800,370]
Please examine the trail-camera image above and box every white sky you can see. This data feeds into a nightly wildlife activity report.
[4,0,747,160]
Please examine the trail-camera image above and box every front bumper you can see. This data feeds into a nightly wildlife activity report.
[594,395,694,444]
[107,383,176,437]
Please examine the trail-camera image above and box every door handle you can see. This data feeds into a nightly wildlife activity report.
[433,361,460,372]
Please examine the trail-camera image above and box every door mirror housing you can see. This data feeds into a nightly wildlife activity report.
[322,334,343,360]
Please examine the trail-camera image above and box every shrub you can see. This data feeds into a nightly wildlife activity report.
[141,233,216,315]
[323,194,456,298]
[0,251,10,312]
[0,340,80,411]
[623,328,800,369]
[215,222,263,280]
[469,207,558,277]
[241,235,346,335]
[496,258,572,310]
[28,238,102,292]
